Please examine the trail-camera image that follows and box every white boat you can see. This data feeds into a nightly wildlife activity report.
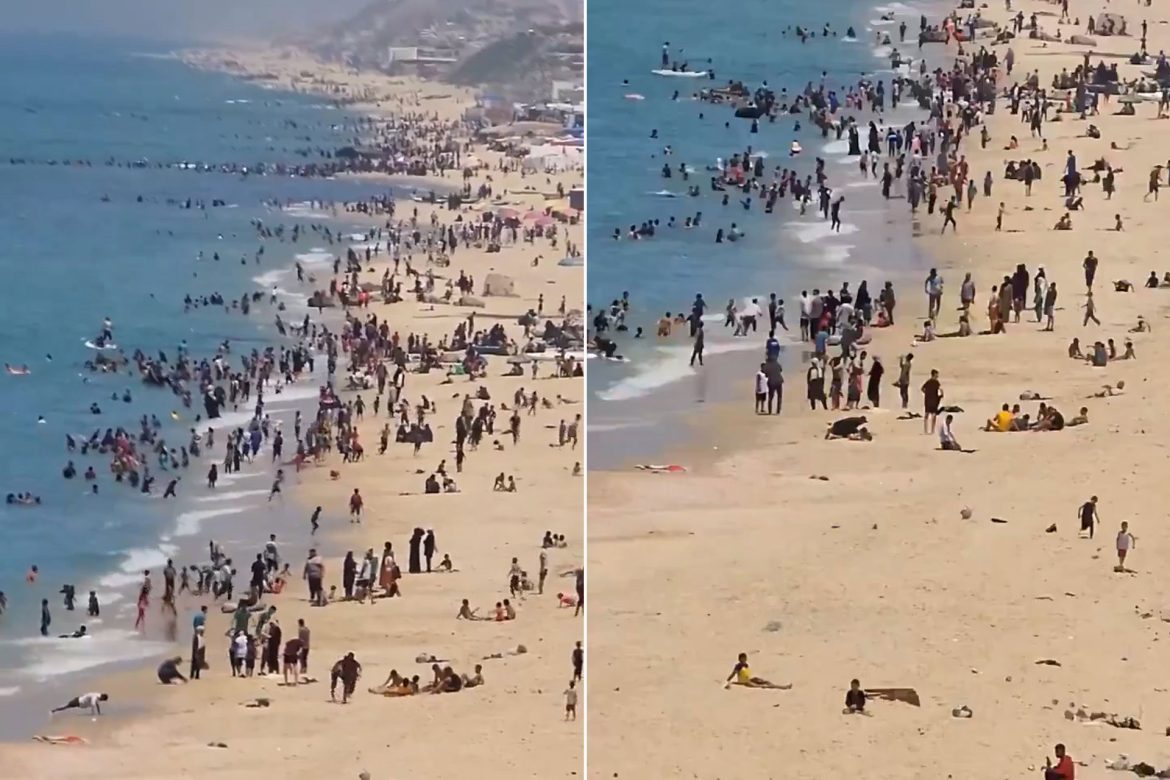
[651,69,709,78]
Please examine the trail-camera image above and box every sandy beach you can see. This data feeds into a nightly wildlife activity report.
[0,45,585,779]
[589,0,1170,776]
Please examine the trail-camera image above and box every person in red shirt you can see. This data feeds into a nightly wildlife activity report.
[1045,743,1074,780]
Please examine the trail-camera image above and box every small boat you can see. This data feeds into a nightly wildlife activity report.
[651,69,709,78]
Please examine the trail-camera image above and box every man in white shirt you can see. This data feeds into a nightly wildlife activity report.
[740,298,763,334]
[52,691,108,717]
[939,414,962,451]
[799,291,813,341]
[755,364,768,414]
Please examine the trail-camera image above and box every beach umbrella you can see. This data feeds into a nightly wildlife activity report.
[534,215,556,227]
[522,210,546,221]
[495,207,520,219]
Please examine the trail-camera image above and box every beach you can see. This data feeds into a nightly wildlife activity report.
[0,42,584,779]
[588,0,1170,776]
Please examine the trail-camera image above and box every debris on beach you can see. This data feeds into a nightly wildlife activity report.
[762,621,783,633]
[1035,659,1062,667]
[867,687,920,707]
[951,705,973,718]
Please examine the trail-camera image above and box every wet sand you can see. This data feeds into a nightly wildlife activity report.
[588,0,1170,776]
[0,46,584,779]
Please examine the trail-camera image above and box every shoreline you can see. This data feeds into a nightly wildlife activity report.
[0,40,585,779]
[587,0,1170,774]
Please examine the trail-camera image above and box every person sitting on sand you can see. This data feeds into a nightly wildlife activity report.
[493,601,508,621]
[369,668,403,694]
[492,473,507,491]
[984,404,1014,432]
[1009,412,1031,432]
[437,554,455,572]
[457,598,485,620]
[725,652,792,690]
[1068,338,1083,359]
[1088,341,1108,367]
[1147,272,1160,289]
[503,599,517,620]
[939,414,964,451]
[1034,405,1065,431]
[844,678,869,714]
[915,319,936,343]
[462,664,485,688]
[1121,339,1136,359]
[1067,406,1090,426]
[1054,212,1073,230]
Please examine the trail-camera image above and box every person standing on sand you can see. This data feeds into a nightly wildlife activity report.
[755,364,768,414]
[424,530,437,572]
[690,321,705,367]
[807,357,828,410]
[1082,292,1100,326]
[921,369,942,435]
[895,353,913,409]
[867,356,884,407]
[1044,282,1058,331]
[941,196,958,233]
[572,640,584,682]
[1079,496,1100,539]
[1116,521,1135,571]
[349,488,363,523]
[574,568,584,617]
[1083,251,1098,290]
[924,269,944,321]
[304,548,325,606]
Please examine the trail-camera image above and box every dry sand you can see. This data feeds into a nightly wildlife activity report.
[588,1,1170,777]
[0,46,584,780]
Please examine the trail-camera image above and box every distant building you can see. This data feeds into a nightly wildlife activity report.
[550,80,583,103]
[385,46,459,73]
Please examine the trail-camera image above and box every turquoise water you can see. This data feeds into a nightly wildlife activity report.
[0,34,400,701]
[586,0,936,462]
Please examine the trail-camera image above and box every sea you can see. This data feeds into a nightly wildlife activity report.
[586,0,944,466]
[0,33,412,725]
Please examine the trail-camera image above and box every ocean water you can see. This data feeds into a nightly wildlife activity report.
[586,0,937,465]
[0,34,403,706]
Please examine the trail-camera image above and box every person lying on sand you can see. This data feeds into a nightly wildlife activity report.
[1129,316,1152,333]
[380,676,421,697]
[725,653,792,689]
[1067,407,1090,426]
[1090,381,1125,398]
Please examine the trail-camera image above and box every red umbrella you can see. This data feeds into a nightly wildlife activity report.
[522,210,546,221]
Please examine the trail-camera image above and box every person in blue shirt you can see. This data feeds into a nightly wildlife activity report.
[765,330,781,362]
[192,604,208,632]
[814,327,830,357]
